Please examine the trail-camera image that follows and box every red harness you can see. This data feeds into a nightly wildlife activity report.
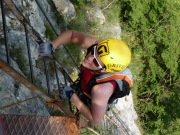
[80,68,117,96]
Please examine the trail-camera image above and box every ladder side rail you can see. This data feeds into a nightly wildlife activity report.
[3,0,52,93]
[1,0,10,65]
[24,23,35,84]
[35,0,80,70]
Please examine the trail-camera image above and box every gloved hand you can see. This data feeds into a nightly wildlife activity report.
[38,42,54,57]
[61,86,76,100]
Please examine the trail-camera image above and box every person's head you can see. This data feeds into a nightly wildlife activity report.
[82,38,131,73]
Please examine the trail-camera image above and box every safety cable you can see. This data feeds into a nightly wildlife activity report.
[4,0,50,94]
[2,0,77,114]
[1,0,10,65]
[3,0,72,96]
[24,23,35,83]
[52,58,62,98]
[0,95,40,110]
[0,2,78,132]
[112,111,131,134]
[35,0,80,70]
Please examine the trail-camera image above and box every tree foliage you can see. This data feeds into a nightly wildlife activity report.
[118,0,180,134]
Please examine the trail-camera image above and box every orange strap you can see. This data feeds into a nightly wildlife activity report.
[96,74,133,87]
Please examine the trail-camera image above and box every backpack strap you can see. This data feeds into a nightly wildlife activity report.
[87,68,133,104]
[95,68,133,88]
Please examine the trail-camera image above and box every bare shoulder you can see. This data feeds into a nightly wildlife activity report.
[71,30,99,49]
[91,82,114,98]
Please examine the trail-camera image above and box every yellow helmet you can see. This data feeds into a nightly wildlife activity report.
[96,38,131,73]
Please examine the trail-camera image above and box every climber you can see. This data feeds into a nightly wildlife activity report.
[38,30,132,124]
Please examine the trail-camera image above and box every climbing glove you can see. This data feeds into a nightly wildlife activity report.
[61,86,76,100]
[38,42,54,57]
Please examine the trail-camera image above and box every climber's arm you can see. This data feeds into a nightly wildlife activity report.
[70,82,114,124]
[51,30,99,49]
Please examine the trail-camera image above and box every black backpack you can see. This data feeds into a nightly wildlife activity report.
[86,67,133,104]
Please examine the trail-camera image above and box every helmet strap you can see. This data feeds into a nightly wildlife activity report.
[90,67,106,74]
[80,65,106,74]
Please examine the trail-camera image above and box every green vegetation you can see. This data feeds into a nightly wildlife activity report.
[0,86,2,92]
[69,0,121,39]
[10,44,29,77]
[0,35,4,45]
[79,125,104,135]
[34,77,43,88]
[47,0,67,31]
[117,0,180,134]
[14,82,20,97]
[49,110,66,116]
[45,23,57,40]
[53,43,83,80]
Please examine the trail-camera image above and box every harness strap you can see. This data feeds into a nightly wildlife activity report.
[96,74,133,87]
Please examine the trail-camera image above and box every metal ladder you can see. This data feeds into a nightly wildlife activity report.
[0,0,86,134]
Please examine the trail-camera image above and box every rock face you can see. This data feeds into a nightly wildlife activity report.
[106,92,141,135]
[0,0,141,134]
[52,0,76,22]
[0,0,59,116]
[0,47,49,116]
[86,6,106,25]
